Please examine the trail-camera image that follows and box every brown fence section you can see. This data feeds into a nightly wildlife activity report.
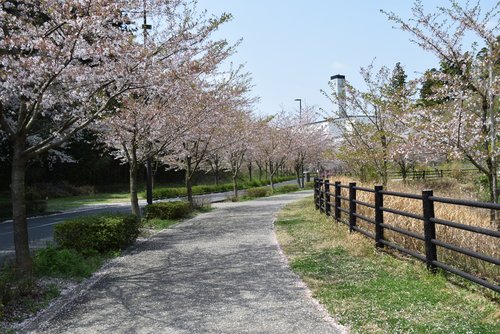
[313,178,500,293]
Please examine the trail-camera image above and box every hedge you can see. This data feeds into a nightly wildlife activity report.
[246,187,272,198]
[148,176,296,200]
[144,201,191,220]
[54,214,139,253]
[275,184,300,193]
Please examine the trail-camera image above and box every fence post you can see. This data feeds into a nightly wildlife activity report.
[422,189,437,272]
[314,178,319,209]
[374,185,384,248]
[349,182,356,232]
[325,180,331,216]
[334,181,341,221]
[319,179,325,213]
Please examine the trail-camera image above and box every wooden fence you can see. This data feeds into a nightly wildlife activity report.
[386,168,480,180]
[313,178,500,293]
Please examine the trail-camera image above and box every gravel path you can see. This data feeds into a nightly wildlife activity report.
[23,191,346,333]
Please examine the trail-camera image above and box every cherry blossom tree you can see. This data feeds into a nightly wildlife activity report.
[382,0,499,205]
[0,0,237,274]
[94,1,236,218]
[0,0,147,274]
[252,112,294,190]
[163,68,254,207]
[287,105,330,187]
[221,109,255,199]
[94,91,188,218]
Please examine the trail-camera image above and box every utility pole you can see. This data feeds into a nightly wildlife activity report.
[143,0,153,205]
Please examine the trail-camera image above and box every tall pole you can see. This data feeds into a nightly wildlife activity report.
[143,0,153,205]
[294,98,304,188]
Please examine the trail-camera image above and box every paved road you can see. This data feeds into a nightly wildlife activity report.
[0,191,243,263]
[22,191,345,333]
[0,181,302,262]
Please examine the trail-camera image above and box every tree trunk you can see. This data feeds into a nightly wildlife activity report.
[301,161,305,188]
[214,169,219,186]
[146,158,153,205]
[247,162,252,181]
[381,134,388,187]
[488,61,497,206]
[129,163,141,219]
[186,156,193,208]
[11,134,32,275]
[269,161,275,191]
[399,160,408,184]
[265,162,268,181]
[486,169,499,228]
[233,174,238,199]
[295,163,301,187]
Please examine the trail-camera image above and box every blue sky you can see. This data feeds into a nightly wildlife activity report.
[196,0,495,117]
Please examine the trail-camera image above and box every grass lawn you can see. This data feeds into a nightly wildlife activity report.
[275,197,500,334]
[45,192,131,212]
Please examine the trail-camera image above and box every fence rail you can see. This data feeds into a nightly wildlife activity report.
[386,168,480,180]
[313,178,500,293]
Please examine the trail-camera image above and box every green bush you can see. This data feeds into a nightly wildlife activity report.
[244,180,268,188]
[246,187,271,198]
[276,184,300,193]
[151,187,187,199]
[304,181,314,189]
[54,214,139,253]
[34,246,105,279]
[144,201,191,220]
[150,177,294,200]
[274,175,296,183]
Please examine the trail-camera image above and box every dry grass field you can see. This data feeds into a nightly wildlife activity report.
[325,176,499,286]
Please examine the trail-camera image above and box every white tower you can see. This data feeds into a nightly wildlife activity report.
[330,74,346,117]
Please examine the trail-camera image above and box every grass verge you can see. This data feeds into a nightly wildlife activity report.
[141,204,212,232]
[0,247,118,331]
[275,197,500,334]
[46,192,130,212]
[239,183,304,201]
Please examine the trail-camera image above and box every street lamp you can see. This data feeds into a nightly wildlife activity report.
[294,98,304,188]
[294,98,302,119]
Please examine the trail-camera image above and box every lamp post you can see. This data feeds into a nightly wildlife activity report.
[294,98,304,188]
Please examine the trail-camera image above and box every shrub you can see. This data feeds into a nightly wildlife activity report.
[151,187,187,199]
[144,201,191,220]
[244,180,268,188]
[141,218,178,230]
[54,214,139,253]
[33,246,103,278]
[246,187,271,198]
[25,187,47,215]
[276,184,300,193]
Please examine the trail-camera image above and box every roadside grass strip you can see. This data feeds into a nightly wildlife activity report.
[275,197,500,334]
[46,192,131,212]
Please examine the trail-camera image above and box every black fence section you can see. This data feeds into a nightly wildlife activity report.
[386,168,480,180]
[313,178,500,293]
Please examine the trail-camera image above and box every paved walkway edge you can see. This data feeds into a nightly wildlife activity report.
[271,216,349,334]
